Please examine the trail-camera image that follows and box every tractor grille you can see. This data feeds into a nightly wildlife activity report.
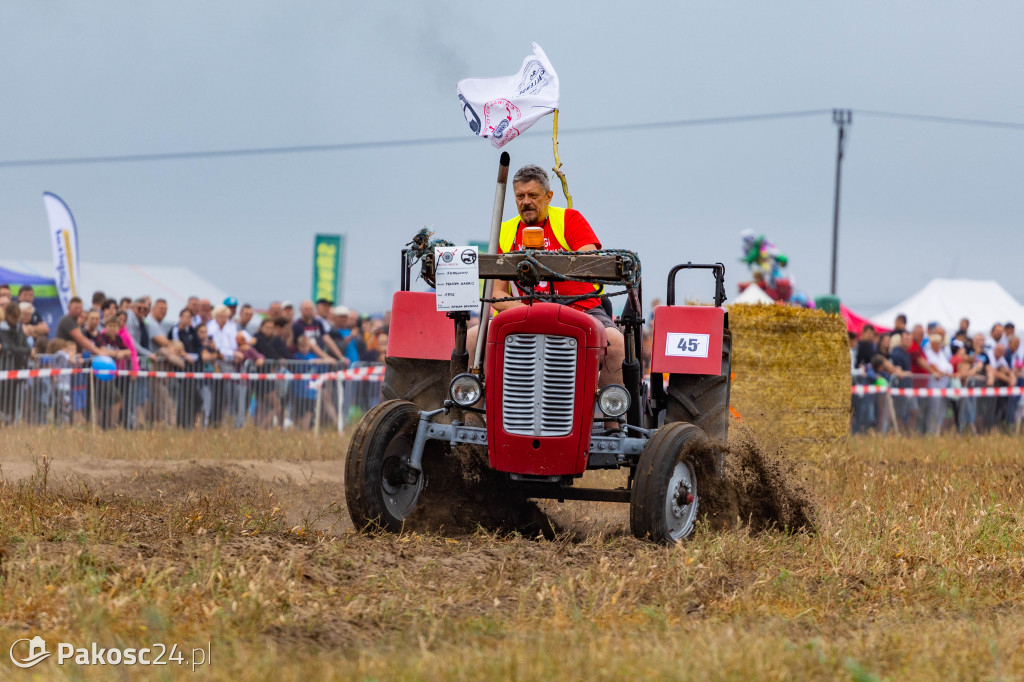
[502,334,577,437]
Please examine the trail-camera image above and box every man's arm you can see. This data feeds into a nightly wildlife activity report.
[320,334,344,361]
[308,338,332,361]
[69,328,110,356]
[489,279,520,312]
[23,320,49,337]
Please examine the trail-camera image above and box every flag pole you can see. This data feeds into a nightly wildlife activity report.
[551,109,573,209]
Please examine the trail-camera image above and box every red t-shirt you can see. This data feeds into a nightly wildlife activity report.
[501,209,602,310]
[908,345,929,374]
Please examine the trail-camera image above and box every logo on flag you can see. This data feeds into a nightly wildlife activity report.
[456,43,560,148]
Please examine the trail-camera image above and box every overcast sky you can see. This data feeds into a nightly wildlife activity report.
[1,2,1022,317]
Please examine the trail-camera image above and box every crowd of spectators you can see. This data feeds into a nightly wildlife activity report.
[851,314,1024,435]
[0,284,391,429]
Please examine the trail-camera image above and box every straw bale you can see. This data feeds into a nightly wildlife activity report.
[728,304,850,460]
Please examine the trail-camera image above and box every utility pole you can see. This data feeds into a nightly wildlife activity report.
[830,109,852,296]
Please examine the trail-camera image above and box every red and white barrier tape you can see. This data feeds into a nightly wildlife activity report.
[852,384,1024,398]
[0,366,385,382]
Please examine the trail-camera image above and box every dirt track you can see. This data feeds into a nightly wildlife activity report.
[0,451,640,539]
[0,421,813,541]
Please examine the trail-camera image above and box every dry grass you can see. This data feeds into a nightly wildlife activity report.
[1,429,1023,680]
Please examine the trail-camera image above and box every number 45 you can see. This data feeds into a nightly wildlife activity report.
[677,337,698,352]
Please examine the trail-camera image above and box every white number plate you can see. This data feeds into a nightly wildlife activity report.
[665,333,710,359]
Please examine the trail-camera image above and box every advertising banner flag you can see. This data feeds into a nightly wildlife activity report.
[456,42,559,148]
[312,234,343,303]
[41,192,81,314]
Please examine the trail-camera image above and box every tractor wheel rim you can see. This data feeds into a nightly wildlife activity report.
[664,460,697,540]
[379,438,423,519]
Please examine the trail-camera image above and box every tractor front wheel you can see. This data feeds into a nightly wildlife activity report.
[345,400,424,533]
[630,422,706,543]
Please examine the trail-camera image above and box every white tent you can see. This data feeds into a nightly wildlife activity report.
[731,283,775,306]
[870,278,1024,337]
[0,259,230,309]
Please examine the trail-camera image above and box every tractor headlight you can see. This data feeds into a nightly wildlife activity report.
[449,373,484,407]
[597,385,630,418]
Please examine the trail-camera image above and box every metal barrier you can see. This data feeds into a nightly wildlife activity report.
[851,374,1024,435]
[0,354,385,433]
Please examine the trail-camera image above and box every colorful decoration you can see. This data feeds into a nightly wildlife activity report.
[737,229,811,306]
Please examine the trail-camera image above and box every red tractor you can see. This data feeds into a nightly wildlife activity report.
[344,241,733,542]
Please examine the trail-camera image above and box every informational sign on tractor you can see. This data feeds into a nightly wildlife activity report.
[434,246,480,311]
[664,332,710,359]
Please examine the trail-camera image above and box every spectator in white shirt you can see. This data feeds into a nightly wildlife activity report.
[206,305,242,362]
[923,333,953,435]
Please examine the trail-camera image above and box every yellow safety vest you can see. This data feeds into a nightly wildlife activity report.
[497,206,602,301]
[499,206,570,253]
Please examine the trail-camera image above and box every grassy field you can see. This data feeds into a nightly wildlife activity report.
[1,428,1023,680]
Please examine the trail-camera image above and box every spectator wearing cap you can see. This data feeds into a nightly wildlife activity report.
[1005,321,1016,341]
[280,301,295,323]
[223,296,238,319]
[17,285,49,338]
[327,305,356,366]
[315,299,333,327]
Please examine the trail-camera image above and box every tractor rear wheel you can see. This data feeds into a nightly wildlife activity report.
[630,422,707,543]
[345,399,424,533]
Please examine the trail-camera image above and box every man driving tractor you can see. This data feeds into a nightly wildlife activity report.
[467,164,625,386]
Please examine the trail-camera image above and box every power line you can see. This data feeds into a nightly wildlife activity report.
[856,109,1024,130]
[0,135,472,169]
[563,108,832,135]
[0,108,1021,169]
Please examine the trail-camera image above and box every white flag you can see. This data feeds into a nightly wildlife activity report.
[456,42,560,148]
[42,192,81,314]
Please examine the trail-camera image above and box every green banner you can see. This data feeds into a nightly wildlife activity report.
[312,234,344,303]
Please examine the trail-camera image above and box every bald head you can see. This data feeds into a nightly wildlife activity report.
[300,300,315,322]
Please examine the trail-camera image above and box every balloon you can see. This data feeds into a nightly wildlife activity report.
[92,355,117,382]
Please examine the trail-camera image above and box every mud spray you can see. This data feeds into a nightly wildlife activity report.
[404,422,815,539]
[404,443,555,538]
[692,422,816,534]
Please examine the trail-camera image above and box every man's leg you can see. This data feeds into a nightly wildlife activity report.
[600,327,625,387]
